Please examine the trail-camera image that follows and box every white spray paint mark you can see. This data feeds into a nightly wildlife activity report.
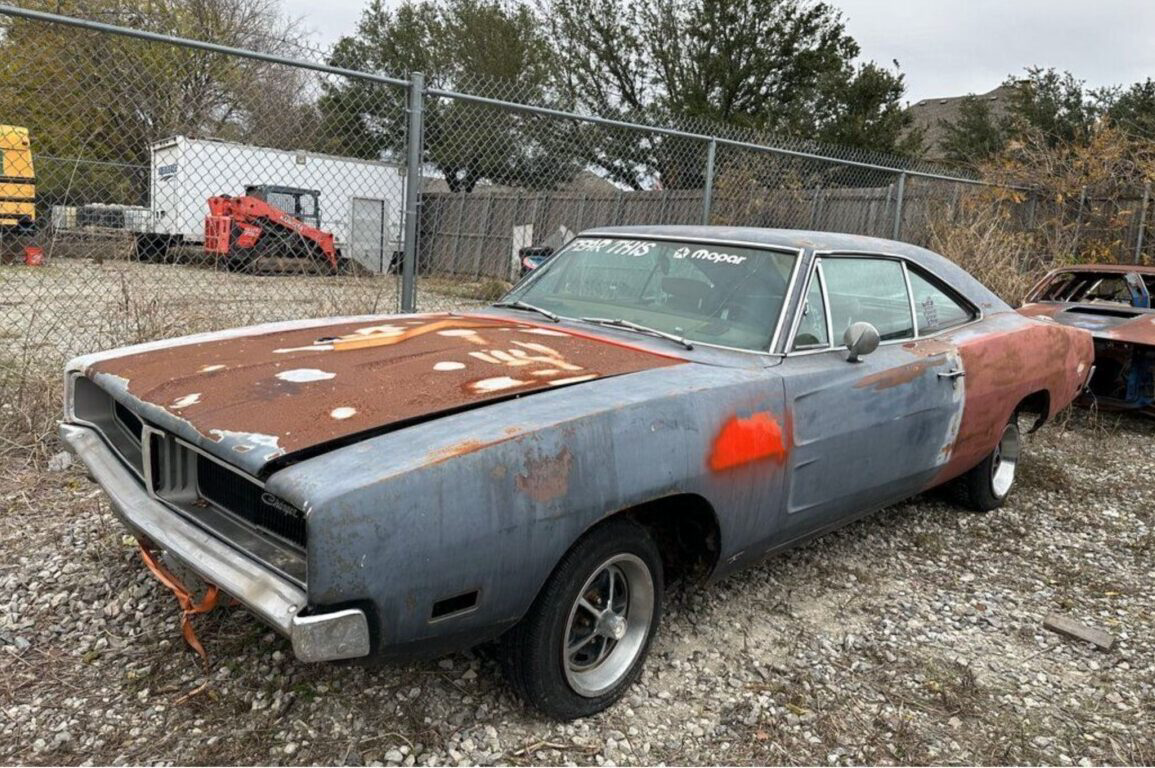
[531,369,561,377]
[209,429,283,460]
[353,324,406,336]
[199,364,226,373]
[439,329,480,337]
[548,374,598,386]
[433,361,466,371]
[171,393,201,409]
[276,368,336,383]
[273,344,334,353]
[470,376,526,393]
[330,406,357,420]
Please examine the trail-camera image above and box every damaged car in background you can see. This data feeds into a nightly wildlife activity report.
[60,226,1094,719]
[1019,264,1154,416]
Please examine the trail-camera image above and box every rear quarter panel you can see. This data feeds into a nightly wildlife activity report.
[924,312,1092,485]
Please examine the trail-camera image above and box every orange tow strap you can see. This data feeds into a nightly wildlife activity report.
[138,544,220,660]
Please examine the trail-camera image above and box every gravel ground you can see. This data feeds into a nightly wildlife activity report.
[1,409,1153,766]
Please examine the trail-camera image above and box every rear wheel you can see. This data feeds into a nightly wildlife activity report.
[963,417,1021,512]
[501,518,663,720]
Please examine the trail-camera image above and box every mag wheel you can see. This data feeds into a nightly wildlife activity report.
[501,518,663,720]
[964,418,1021,512]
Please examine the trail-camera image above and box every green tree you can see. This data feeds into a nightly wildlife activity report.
[814,61,923,155]
[541,0,919,187]
[937,95,1008,167]
[1004,67,1102,148]
[1107,78,1155,140]
[0,0,314,206]
[321,0,578,192]
[935,68,1114,167]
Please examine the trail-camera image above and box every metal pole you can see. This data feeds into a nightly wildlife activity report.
[473,194,493,278]
[0,4,410,87]
[702,139,717,225]
[401,72,424,313]
[892,172,907,240]
[1071,185,1087,259]
[1135,181,1151,265]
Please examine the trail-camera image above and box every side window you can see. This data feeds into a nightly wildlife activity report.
[792,268,829,349]
[820,257,914,342]
[908,268,974,334]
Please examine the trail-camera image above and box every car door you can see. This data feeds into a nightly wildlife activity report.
[775,253,971,544]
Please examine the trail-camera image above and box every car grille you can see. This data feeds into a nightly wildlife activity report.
[197,454,306,548]
[114,400,143,443]
[73,376,307,573]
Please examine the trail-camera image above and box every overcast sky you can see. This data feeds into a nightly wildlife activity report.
[282,0,1155,104]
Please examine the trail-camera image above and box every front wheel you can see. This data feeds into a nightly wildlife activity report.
[501,518,663,720]
[963,418,1022,512]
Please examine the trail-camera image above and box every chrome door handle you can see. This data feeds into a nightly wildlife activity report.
[938,369,965,379]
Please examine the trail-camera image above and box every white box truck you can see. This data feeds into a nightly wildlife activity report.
[142,136,406,273]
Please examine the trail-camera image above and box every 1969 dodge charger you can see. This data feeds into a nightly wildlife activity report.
[61,227,1094,718]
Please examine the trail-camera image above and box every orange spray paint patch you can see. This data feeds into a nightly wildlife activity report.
[709,411,787,471]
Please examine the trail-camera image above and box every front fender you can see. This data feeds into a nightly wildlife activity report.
[266,363,789,655]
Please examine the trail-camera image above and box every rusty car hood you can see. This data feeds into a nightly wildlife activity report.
[1019,302,1155,346]
[82,313,684,472]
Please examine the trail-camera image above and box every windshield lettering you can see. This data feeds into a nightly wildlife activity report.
[505,237,796,352]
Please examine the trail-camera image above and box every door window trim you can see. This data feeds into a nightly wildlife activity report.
[783,250,984,356]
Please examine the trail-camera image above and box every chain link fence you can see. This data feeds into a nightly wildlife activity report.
[1,2,1151,404]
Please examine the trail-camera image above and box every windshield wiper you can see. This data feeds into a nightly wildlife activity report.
[492,300,560,322]
[580,316,694,350]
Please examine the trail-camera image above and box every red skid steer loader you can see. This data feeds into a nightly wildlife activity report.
[204,185,343,274]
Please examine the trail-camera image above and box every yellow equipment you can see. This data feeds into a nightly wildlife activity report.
[0,125,36,232]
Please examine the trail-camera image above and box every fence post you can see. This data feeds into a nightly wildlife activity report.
[891,172,907,240]
[1135,180,1151,265]
[473,194,494,278]
[1025,191,1037,230]
[808,188,826,228]
[1071,185,1087,259]
[401,71,424,313]
[702,138,717,225]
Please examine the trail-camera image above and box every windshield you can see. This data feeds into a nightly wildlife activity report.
[503,236,798,351]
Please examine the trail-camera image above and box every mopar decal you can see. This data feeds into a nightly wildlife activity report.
[672,246,748,265]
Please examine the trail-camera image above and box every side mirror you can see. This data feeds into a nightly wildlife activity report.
[843,322,880,362]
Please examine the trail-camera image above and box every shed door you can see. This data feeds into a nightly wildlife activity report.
[349,197,386,273]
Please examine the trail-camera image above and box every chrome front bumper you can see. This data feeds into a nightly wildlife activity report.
[59,422,370,663]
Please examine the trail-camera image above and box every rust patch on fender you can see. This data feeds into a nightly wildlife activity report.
[516,447,573,503]
[902,338,954,358]
[709,411,787,471]
[426,438,488,464]
[932,321,1092,485]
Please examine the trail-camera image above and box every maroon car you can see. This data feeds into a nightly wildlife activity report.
[1019,264,1154,415]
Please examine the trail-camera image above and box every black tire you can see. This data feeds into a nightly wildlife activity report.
[962,417,1022,512]
[501,517,664,720]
